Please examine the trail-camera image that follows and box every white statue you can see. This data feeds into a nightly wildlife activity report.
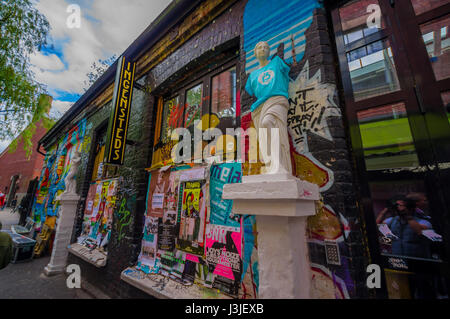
[63,149,81,195]
[245,41,293,175]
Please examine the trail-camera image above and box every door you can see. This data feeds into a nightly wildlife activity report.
[331,0,450,298]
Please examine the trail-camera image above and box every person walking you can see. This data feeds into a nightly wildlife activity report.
[0,221,13,270]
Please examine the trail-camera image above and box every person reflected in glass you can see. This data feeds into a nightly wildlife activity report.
[406,192,431,220]
[382,196,432,259]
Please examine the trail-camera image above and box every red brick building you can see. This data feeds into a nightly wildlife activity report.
[0,120,48,206]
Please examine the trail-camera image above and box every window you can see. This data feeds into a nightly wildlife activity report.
[153,61,238,166]
[419,14,450,81]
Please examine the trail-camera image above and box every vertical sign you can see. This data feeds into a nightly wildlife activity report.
[105,56,136,165]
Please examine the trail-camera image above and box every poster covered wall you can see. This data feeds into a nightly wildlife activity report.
[135,164,252,298]
[77,178,118,252]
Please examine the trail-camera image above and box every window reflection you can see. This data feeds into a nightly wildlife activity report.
[348,40,401,101]
[161,96,180,143]
[411,0,449,16]
[211,67,237,130]
[420,14,450,81]
[357,103,419,170]
[339,0,385,45]
[370,180,444,259]
[184,84,203,128]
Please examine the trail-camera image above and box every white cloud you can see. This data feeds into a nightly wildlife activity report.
[52,100,73,114]
[30,52,65,71]
[33,0,172,95]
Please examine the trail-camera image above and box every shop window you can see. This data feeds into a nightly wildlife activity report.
[357,103,419,171]
[410,0,449,16]
[419,14,450,81]
[153,61,238,167]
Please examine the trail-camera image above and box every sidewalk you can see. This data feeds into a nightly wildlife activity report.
[0,256,93,299]
[0,208,93,299]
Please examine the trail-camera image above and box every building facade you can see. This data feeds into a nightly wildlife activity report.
[0,119,49,207]
[34,0,450,299]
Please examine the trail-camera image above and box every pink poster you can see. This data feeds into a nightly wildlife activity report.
[205,224,242,282]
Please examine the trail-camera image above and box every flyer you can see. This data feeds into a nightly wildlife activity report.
[205,224,243,296]
[138,216,159,268]
[209,163,242,227]
[176,178,207,256]
[146,167,171,217]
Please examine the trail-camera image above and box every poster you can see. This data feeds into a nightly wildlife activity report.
[157,168,184,251]
[210,163,242,227]
[138,216,159,269]
[146,167,171,217]
[206,224,243,296]
[176,179,207,256]
[79,179,118,252]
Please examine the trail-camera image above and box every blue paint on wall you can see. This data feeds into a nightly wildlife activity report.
[243,0,321,73]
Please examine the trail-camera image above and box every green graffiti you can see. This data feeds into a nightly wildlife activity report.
[116,197,132,242]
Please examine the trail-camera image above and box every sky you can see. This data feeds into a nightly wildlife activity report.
[0,0,172,153]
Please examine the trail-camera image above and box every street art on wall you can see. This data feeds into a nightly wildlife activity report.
[32,118,87,226]
[310,263,350,299]
[288,61,341,192]
[243,0,321,74]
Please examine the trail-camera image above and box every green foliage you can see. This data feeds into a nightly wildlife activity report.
[8,94,55,158]
[0,0,52,155]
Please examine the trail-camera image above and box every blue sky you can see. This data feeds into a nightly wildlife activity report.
[0,0,172,152]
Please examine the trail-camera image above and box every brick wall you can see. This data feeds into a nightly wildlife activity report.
[0,120,47,203]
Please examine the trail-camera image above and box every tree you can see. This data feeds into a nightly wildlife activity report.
[83,55,117,92]
[0,0,53,156]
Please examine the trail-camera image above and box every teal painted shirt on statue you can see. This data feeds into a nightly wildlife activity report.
[245,56,290,112]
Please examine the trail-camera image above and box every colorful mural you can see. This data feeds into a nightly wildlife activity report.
[32,118,87,227]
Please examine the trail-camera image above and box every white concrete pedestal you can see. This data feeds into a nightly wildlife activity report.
[223,174,319,299]
[44,193,80,276]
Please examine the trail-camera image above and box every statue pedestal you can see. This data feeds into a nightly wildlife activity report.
[44,193,80,276]
[223,174,319,298]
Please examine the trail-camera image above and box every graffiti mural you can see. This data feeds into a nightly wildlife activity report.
[288,61,340,192]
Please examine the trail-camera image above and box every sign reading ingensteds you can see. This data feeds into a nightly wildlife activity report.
[105,56,136,165]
